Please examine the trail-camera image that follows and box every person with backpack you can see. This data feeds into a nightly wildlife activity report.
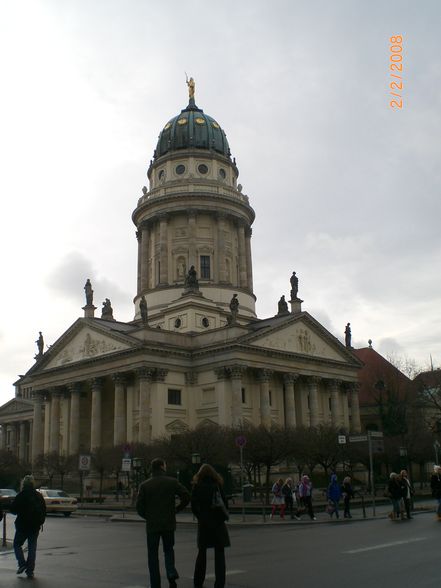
[9,475,46,578]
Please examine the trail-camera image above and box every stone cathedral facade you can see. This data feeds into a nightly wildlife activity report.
[0,86,362,464]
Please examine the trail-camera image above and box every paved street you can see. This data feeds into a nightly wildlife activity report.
[1,509,440,587]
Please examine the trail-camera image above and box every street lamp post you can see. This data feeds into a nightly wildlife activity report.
[191,452,201,475]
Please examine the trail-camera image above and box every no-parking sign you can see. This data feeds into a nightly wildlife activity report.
[79,454,91,471]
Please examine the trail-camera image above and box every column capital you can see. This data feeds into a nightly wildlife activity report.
[257,368,273,382]
[137,367,154,381]
[214,367,228,380]
[112,373,127,385]
[67,382,82,395]
[90,377,105,390]
[307,376,321,388]
[344,381,360,393]
[185,371,198,385]
[31,391,44,403]
[326,379,342,390]
[228,365,247,379]
[283,372,299,385]
[154,368,168,382]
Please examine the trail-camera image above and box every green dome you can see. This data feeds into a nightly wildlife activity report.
[154,99,231,159]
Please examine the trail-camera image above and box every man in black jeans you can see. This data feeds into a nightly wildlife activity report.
[136,458,190,588]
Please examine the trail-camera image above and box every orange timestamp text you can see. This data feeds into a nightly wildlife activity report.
[389,35,403,109]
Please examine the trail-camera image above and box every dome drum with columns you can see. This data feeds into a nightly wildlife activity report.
[0,81,363,464]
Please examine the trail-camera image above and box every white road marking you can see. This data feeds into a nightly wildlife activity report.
[205,569,246,578]
[344,537,427,554]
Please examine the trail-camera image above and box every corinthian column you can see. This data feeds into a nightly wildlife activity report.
[68,383,81,455]
[350,383,361,433]
[49,390,61,453]
[229,365,246,426]
[328,380,342,428]
[138,369,153,443]
[158,214,169,285]
[90,378,103,450]
[32,394,44,462]
[307,377,321,427]
[258,369,273,428]
[283,373,298,428]
[19,422,27,462]
[245,226,253,292]
[237,221,247,288]
[113,374,127,445]
[216,212,227,282]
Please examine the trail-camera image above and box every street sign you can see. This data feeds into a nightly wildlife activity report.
[338,435,347,444]
[349,435,368,443]
[368,431,384,438]
[121,458,132,472]
[79,454,91,471]
[235,435,247,448]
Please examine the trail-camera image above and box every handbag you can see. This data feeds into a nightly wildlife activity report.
[211,486,229,521]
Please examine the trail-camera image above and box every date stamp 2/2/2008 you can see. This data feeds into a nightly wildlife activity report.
[389,35,403,109]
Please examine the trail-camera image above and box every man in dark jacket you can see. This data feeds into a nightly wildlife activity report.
[9,475,46,578]
[430,465,441,520]
[136,458,190,588]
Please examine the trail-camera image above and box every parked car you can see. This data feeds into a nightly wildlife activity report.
[0,488,17,509]
[37,488,77,516]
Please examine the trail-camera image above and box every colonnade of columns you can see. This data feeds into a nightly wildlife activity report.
[0,420,31,461]
[216,366,361,433]
[10,365,361,464]
[137,210,253,293]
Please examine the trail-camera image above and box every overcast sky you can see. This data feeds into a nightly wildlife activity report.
[1,0,440,405]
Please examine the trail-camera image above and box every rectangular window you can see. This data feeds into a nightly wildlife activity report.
[269,390,272,406]
[241,387,246,404]
[167,389,182,405]
[200,255,211,279]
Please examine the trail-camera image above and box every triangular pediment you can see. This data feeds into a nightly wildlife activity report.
[246,315,352,362]
[0,398,33,417]
[44,324,133,369]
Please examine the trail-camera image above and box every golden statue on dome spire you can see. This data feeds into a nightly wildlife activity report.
[185,72,195,100]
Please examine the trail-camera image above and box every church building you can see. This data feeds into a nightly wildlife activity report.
[0,82,363,464]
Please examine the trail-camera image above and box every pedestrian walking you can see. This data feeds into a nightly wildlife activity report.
[326,473,342,519]
[270,478,286,519]
[9,475,46,579]
[430,465,441,521]
[136,458,190,588]
[282,477,299,520]
[342,476,355,518]
[191,464,230,588]
[387,472,404,520]
[400,470,414,519]
[298,474,316,520]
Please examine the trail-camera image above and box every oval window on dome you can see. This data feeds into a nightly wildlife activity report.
[212,121,220,129]
[164,122,172,130]
[175,164,186,175]
[195,117,205,125]
[177,118,188,126]
[198,164,208,175]
[219,168,226,179]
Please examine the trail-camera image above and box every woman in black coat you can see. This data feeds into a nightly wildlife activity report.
[191,463,230,588]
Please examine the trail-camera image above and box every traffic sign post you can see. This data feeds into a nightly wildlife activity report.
[235,436,247,522]
[78,455,91,504]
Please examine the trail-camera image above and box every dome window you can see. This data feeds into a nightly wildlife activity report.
[198,164,208,175]
[174,318,182,328]
[164,122,172,130]
[195,117,205,125]
[202,317,210,328]
[219,168,226,179]
[158,169,165,181]
[175,164,186,175]
[177,118,188,126]
[212,121,220,129]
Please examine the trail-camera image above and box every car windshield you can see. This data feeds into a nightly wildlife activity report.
[45,490,69,498]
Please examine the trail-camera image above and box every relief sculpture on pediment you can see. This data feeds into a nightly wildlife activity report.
[297,329,316,355]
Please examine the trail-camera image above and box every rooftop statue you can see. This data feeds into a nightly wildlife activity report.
[278,295,289,314]
[290,271,299,299]
[184,265,199,290]
[186,74,195,100]
[35,331,44,356]
[84,278,94,306]
[101,298,114,320]
[345,322,351,348]
[140,295,148,324]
